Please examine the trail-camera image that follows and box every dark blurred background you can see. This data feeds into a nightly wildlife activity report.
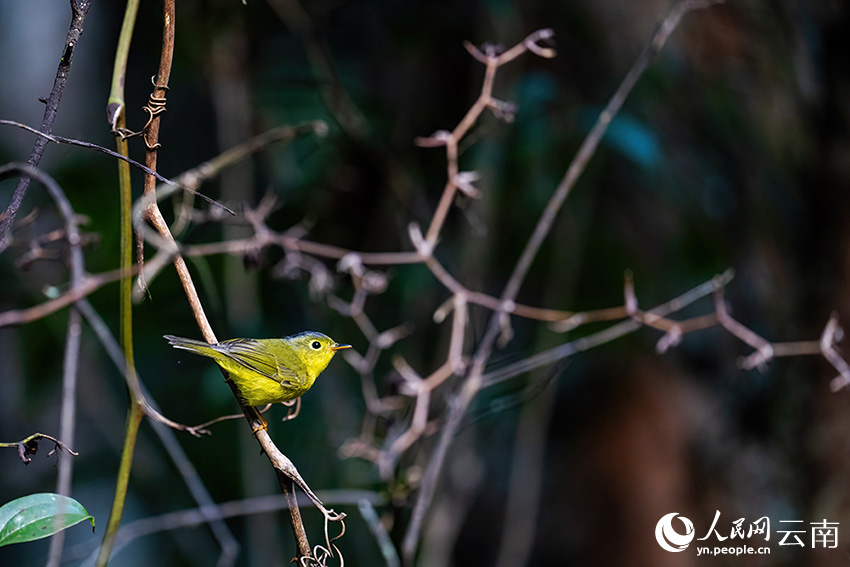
[2,0,850,565]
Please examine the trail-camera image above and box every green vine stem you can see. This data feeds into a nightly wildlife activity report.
[96,0,143,565]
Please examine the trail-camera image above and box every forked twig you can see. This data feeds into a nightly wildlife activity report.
[1,433,79,465]
[402,3,725,560]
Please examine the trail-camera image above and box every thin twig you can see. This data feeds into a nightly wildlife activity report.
[25,159,87,567]
[481,272,734,388]
[0,119,228,210]
[76,297,240,562]
[401,4,723,560]
[121,3,340,557]
[358,499,400,567]
[68,491,381,567]
[0,267,134,328]
[131,122,330,297]
[0,0,94,253]
[0,164,132,334]
[0,432,79,465]
[75,299,212,436]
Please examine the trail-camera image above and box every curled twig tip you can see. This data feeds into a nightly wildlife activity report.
[463,40,487,63]
[313,120,330,136]
[550,313,586,333]
[830,376,848,393]
[714,271,731,288]
[738,345,774,372]
[337,253,365,276]
[656,326,683,353]
[488,99,517,122]
[375,322,414,349]
[454,171,482,199]
[497,311,514,347]
[408,222,433,257]
[394,355,424,395]
[524,28,557,59]
[623,272,638,315]
[414,130,452,148]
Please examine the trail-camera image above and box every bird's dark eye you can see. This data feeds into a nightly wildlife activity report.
[311,341,322,350]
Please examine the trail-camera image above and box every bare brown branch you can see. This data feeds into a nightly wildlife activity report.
[1,432,79,465]
[0,0,94,253]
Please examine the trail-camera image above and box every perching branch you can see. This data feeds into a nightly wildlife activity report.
[112,1,342,559]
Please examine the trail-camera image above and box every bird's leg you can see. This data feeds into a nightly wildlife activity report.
[281,398,301,422]
[252,411,268,434]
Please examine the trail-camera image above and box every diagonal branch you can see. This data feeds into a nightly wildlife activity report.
[123,4,341,558]
[0,0,94,254]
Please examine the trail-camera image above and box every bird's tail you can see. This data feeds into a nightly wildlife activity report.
[164,335,221,359]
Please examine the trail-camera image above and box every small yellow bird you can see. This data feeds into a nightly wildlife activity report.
[164,332,351,410]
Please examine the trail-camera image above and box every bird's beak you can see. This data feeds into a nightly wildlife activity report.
[331,343,352,351]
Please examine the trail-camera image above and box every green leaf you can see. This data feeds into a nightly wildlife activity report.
[0,493,95,547]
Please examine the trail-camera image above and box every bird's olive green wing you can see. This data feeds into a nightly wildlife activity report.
[216,338,297,386]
